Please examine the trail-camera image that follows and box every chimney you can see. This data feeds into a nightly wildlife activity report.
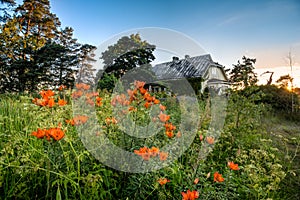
[172,56,179,64]
[172,56,179,62]
[185,55,190,59]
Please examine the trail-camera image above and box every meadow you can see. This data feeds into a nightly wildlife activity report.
[0,82,299,200]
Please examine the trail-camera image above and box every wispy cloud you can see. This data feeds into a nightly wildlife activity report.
[217,15,243,26]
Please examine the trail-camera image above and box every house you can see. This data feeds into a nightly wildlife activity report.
[149,54,229,95]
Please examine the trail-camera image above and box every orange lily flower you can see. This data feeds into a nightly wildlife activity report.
[159,112,170,123]
[213,172,224,182]
[153,98,160,104]
[58,98,67,106]
[76,83,90,90]
[159,151,168,161]
[206,136,214,145]
[139,87,147,95]
[181,190,199,200]
[144,101,152,109]
[157,178,170,186]
[228,161,239,170]
[159,104,166,111]
[71,90,83,99]
[164,123,176,131]
[134,80,145,88]
[86,98,94,106]
[165,131,174,138]
[47,98,55,108]
[58,85,66,91]
[149,147,160,157]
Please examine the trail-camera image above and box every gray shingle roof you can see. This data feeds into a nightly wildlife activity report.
[152,54,222,80]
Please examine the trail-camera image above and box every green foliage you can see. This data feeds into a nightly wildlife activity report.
[0,82,299,199]
[258,85,299,113]
[76,44,97,85]
[187,77,203,95]
[100,33,155,79]
[229,56,258,89]
[0,1,95,93]
[97,72,118,91]
[276,74,293,89]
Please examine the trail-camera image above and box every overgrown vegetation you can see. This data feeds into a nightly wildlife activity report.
[0,82,299,199]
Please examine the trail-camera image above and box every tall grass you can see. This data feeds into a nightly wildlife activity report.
[0,89,299,199]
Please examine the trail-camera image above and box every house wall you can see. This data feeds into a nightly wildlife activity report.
[201,66,228,93]
[209,67,227,80]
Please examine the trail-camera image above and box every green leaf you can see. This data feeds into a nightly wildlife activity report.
[56,186,62,200]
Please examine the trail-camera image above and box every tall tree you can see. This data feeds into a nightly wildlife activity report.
[229,56,258,89]
[0,0,62,92]
[276,74,293,90]
[52,27,80,88]
[100,33,155,78]
[0,0,82,92]
[76,44,97,85]
[96,33,155,91]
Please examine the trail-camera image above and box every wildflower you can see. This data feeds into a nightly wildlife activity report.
[206,136,214,145]
[40,90,55,98]
[58,85,66,91]
[176,131,181,138]
[144,101,152,109]
[134,80,145,89]
[194,178,199,184]
[141,153,151,161]
[134,146,148,155]
[165,131,174,138]
[58,98,67,106]
[139,87,147,95]
[71,90,83,99]
[96,97,102,106]
[181,190,199,200]
[127,89,137,101]
[129,106,137,112]
[164,123,176,131]
[159,104,166,111]
[66,115,88,126]
[48,127,65,141]
[86,92,99,98]
[213,172,224,182]
[111,117,117,124]
[47,98,55,108]
[159,151,168,161]
[157,178,170,186]
[228,161,239,170]
[76,83,90,90]
[149,147,160,157]
[33,89,58,107]
[86,98,94,106]
[134,146,151,161]
[153,98,160,104]
[32,128,46,139]
[146,96,155,102]
[32,127,64,141]
[159,112,170,123]
[199,134,203,141]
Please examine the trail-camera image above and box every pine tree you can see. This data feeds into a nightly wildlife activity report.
[0,0,61,92]
[229,56,258,89]
[76,44,97,85]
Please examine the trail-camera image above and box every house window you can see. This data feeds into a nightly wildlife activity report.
[211,67,217,75]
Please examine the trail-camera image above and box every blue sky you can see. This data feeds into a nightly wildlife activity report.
[42,0,300,85]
